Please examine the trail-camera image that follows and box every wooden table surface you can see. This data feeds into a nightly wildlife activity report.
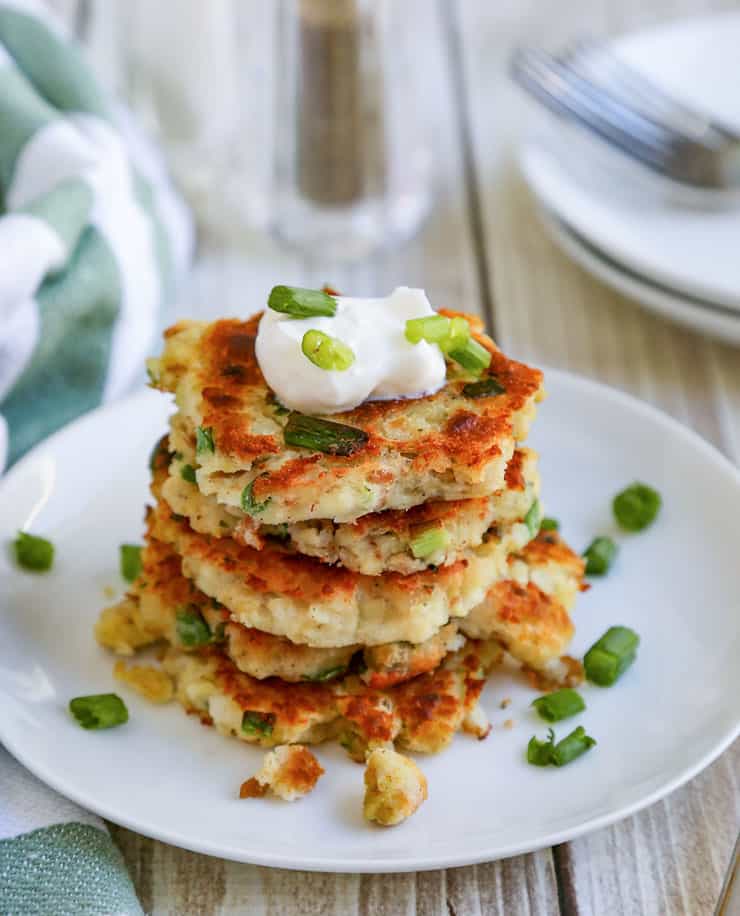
[64,0,739,911]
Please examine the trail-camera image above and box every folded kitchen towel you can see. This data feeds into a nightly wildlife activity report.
[0,747,143,916]
[0,3,190,912]
[0,0,193,471]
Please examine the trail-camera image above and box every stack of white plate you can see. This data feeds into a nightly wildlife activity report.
[518,13,740,345]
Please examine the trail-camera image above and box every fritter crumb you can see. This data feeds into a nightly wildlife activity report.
[95,601,153,655]
[113,660,174,703]
[503,718,514,730]
[363,748,428,826]
[240,745,324,802]
[500,697,511,709]
[462,702,492,740]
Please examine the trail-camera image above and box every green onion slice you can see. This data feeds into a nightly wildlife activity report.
[524,499,542,537]
[613,482,661,532]
[448,337,492,375]
[180,464,197,484]
[268,285,337,319]
[304,665,348,683]
[410,527,449,560]
[196,426,215,454]
[440,316,472,354]
[531,688,586,723]
[120,544,142,582]
[462,377,505,399]
[176,607,212,648]
[14,531,54,572]
[69,694,129,730]
[301,329,355,371]
[540,517,559,531]
[527,728,556,766]
[550,726,597,766]
[405,315,451,345]
[583,536,617,576]
[241,710,276,737]
[284,413,369,456]
[241,478,271,515]
[584,625,640,686]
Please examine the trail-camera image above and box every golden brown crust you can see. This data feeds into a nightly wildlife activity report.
[151,312,544,523]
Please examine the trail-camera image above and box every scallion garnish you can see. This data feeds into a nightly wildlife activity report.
[180,464,197,484]
[405,315,451,345]
[120,544,142,582]
[176,607,212,648]
[268,285,337,319]
[583,536,617,576]
[301,329,355,371]
[531,688,585,723]
[410,527,449,560]
[524,499,542,537]
[527,726,596,767]
[441,316,472,353]
[284,413,369,456]
[540,517,559,531]
[613,482,661,532]
[196,426,215,454]
[462,377,505,399]
[448,337,492,375]
[584,626,639,686]
[69,693,128,730]
[304,665,348,682]
[527,728,556,766]
[241,710,276,737]
[13,531,54,572]
[241,479,271,515]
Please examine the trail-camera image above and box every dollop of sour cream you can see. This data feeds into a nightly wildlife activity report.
[255,287,447,415]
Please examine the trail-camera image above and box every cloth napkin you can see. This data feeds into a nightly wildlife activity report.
[0,2,192,913]
[0,0,193,471]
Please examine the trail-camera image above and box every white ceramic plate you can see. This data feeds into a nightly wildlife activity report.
[519,13,740,310]
[1,376,739,872]
[537,207,740,346]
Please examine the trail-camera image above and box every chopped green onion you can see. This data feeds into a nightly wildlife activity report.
[583,536,617,576]
[410,527,449,559]
[440,316,472,354]
[524,499,542,537]
[241,710,276,737]
[120,545,142,582]
[462,377,505,399]
[284,413,369,456]
[527,726,596,767]
[405,315,451,345]
[304,665,348,682]
[301,329,355,371]
[241,479,271,515]
[180,464,197,484]
[448,337,492,375]
[584,626,639,686]
[176,607,212,648]
[531,688,586,723]
[267,392,290,416]
[540,517,559,532]
[196,426,215,454]
[13,531,54,572]
[613,482,661,532]
[69,694,128,730]
[550,726,597,767]
[268,285,337,319]
[527,728,556,766]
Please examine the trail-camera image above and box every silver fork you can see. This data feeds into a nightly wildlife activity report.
[510,44,740,190]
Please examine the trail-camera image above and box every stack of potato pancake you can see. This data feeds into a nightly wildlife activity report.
[95,309,585,760]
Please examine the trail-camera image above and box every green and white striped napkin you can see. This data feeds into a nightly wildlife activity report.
[0,2,191,912]
[0,0,192,471]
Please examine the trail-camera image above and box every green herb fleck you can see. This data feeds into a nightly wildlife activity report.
[13,531,54,572]
[120,544,142,582]
[196,426,215,454]
[69,694,128,730]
